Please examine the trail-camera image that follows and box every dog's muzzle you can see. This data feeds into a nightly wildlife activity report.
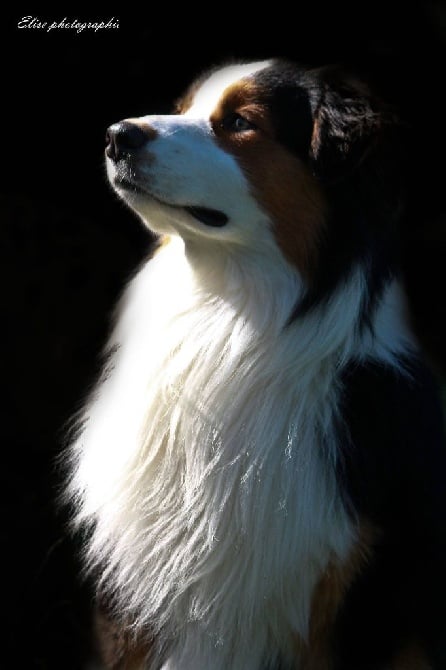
[105,119,229,228]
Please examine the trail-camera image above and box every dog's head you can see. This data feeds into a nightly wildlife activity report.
[106,59,403,307]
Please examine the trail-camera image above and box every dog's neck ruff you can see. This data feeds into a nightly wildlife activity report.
[70,235,414,669]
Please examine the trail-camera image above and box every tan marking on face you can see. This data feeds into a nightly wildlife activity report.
[174,79,204,115]
[310,116,322,156]
[211,80,327,279]
[390,643,432,670]
[152,234,172,255]
[293,522,376,669]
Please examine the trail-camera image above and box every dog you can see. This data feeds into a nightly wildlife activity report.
[68,59,446,669]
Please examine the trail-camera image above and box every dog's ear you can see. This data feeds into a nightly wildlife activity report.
[309,68,397,183]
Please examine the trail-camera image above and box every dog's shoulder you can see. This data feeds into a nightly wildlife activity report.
[339,354,446,522]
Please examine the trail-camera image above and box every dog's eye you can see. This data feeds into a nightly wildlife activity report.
[221,112,256,133]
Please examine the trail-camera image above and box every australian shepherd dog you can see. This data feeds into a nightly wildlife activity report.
[68,60,446,669]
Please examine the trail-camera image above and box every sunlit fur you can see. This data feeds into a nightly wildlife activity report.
[68,62,416,669]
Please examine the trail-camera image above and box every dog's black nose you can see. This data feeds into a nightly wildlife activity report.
[105,121,156,161]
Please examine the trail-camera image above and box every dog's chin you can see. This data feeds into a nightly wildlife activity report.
[112,177,229,234]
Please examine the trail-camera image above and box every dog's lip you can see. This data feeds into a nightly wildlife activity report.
[183,206,228,227]
[115,177,229,227]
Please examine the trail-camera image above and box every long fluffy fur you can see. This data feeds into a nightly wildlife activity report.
[68,232,414,668]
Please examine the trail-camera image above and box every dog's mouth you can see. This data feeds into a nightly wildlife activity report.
[183,206,228,227]
[116,178,229,228]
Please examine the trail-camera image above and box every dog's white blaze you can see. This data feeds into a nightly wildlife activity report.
[184,60,271,119]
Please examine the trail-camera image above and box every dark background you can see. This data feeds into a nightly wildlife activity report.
[2,5,446,667]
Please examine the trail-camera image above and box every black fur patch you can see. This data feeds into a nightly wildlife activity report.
[333,357,446,667]
[254,62,405,328]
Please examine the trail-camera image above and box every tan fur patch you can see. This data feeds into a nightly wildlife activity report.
[210,81,327,279]
[174,71,211,115]
[152,234,171,255]
[296,522,375,669]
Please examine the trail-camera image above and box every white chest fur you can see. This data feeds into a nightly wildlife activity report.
[70,236,413,669]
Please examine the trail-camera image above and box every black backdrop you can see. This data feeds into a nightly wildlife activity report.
[2,6,446,668]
